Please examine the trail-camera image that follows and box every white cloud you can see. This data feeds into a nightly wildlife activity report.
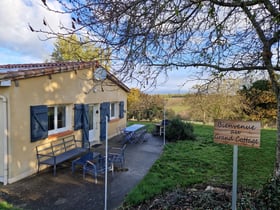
[0,0,201,94]
[127,70,199,94]
[0,0,71,64]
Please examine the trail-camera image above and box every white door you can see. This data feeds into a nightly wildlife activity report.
[88,104,99,144]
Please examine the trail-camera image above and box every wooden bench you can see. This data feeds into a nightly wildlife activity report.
[36,135,89,176]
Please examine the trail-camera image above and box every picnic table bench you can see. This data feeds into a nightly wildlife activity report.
[36,135,89,176]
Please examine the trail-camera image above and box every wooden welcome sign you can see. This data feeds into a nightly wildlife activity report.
[214,119,261,148]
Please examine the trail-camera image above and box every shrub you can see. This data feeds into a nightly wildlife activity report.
[165,118,195,142]
[255,175,280,209]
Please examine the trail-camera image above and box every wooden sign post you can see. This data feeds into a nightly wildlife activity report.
[214,120,261,210]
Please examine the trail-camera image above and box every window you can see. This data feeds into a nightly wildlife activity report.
[31,104,71,141]
[48,105,69,135]
[110,102,119,119]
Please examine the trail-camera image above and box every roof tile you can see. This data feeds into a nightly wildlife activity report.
[0,61,129,92]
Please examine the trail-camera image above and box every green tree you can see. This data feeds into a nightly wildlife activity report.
[187,78,246,124]
[36,1,280,174]
[127,88,141,119]
[240,80,277,127]
[127,88,165,121]
[51,34,110,68]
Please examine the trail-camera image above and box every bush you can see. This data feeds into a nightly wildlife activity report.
[165,118,195,142]
[255,175,280,209]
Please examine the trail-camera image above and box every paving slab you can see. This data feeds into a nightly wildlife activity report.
[0,134,163,210]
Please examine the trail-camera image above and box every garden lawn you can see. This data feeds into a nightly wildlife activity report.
[124,123,277,206]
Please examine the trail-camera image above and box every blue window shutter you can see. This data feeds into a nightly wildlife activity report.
[82,104,89,143]
[100,102,110,141]
[74,104,83,130]
[107,103,111,121]
[119,101,124,118]
[30,105,48,142]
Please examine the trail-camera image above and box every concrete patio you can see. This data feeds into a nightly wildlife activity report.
[0,134,164,210]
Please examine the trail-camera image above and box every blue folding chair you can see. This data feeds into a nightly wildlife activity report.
[83,156,113,184]
[108,144,127,168]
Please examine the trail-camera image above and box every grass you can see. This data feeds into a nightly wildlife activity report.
[0,201,19,210]
[123,123,277,206]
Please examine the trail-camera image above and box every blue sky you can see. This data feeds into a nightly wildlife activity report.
[0,0,196,94]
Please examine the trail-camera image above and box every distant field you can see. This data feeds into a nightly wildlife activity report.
[165,97,189,116]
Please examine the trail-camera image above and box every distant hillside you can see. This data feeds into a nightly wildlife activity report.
[165,96,190,119]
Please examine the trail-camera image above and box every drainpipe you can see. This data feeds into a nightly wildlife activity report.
[0,95,8,185]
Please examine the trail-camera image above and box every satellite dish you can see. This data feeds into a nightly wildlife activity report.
[94,67,107,81]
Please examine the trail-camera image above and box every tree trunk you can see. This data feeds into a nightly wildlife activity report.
[266,64,280,176]
[276,94,280,176]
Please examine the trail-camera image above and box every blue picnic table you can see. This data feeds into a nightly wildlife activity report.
[123,124,147,144]
[124,124,145,132]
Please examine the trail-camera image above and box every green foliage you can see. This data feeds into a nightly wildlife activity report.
[249,79,271,91]
[127,88,165,121]
[164,89,277,127]
[123,123,276,207]
[185,94,245,124]
[0,201,20,210]
[165,118,195,141]
[51,34,110,68]
[255,175,280,209]
[239,79,277,127]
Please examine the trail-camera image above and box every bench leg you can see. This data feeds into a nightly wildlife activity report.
[37,163,40,174]
[83,170,86,179]
[95,172,97,184]
[71,162,75,174]
[53,165,56,176]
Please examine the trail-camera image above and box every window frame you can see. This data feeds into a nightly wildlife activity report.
[110,102,119,119]
[47,105,70,135]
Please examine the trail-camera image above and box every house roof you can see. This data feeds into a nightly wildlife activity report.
[0,61,130,92]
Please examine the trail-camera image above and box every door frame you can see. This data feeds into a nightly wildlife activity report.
[88,104,100,144]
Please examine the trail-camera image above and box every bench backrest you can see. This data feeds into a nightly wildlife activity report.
[51,135,77,156]
[36,143,54,156]
[36,135,80,157]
